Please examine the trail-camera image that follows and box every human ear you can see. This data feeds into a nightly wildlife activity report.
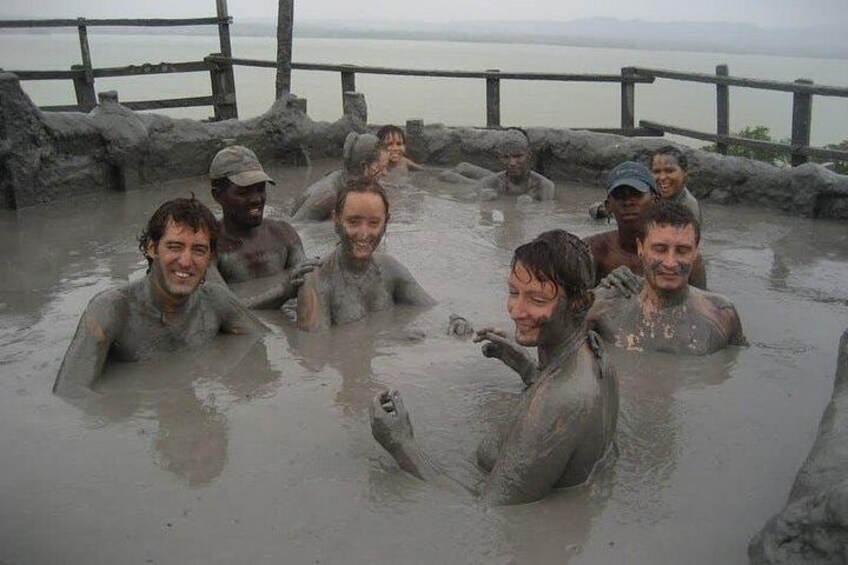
[636,238,644,258]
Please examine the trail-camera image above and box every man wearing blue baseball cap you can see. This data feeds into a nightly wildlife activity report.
[584,161,706,291]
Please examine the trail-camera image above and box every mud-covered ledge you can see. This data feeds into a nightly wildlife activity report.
[749,329,848,564]
[2,69,847,219]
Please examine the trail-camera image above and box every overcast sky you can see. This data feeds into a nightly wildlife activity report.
[3,0,847,27]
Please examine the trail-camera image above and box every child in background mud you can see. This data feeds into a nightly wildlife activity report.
[377,125,422,183]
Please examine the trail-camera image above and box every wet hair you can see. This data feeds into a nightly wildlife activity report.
[138,195,219,272]
[511,230,595,304]
[210,177,231,197]
[652,145,688,171]
[334,178,391,223]
[640,200,700,245]
[343,132,384,178]
[376,124,405,144]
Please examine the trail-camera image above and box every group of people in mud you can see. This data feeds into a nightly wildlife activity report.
[52,126,746,505]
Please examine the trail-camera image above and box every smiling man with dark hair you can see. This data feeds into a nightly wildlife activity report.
[589,201,746,355]
[53,197,266,397]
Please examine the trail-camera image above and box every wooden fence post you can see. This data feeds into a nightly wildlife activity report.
[275,0,294,98]
[214,0,238,119]
[791,79,813,166]
[340,66,356,114]
[73,18,96,110]
[716,64,729,155]
[620,67,637,133]
[486,69,501,128]
[206,54,238,121]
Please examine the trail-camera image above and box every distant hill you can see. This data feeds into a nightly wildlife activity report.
[1,15,845,59]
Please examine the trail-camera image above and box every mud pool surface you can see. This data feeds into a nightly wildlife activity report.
[1,160,847,564]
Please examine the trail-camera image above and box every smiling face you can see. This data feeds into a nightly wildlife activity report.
[651,154,688,200]
[147,220,212,303]
[638,222,699,293]
[334,191,388,261]
[214,181,267,228]
[382,132,406,165]
[507,262,564,346]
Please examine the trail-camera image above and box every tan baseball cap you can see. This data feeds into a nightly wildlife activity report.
[209,145,275,186]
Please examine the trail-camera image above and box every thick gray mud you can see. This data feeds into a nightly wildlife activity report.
[1,160,847,564]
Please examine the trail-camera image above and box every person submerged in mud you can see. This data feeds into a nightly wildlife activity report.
[651,145,702,224]
[52,197,266,397]
[376,125,423,183]
[585,161,706,291]
[371,230,618,505]
[589,201,746,355]
[208,145,319,309]
[438,130,555,203]
[291,132,389,221]
[296,179,434,332]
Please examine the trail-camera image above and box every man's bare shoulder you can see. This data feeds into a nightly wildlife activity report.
[262,218,301,242]
[584,230,617,251]
[689,286,738,313]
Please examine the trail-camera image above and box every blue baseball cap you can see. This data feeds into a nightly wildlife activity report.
[606,161,656,195]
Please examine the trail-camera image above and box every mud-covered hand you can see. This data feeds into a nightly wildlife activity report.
[447,314,474,338]
[473,327,538,385]
[598,265,642,298]
[370,389,415,453]
[282,258,322,295]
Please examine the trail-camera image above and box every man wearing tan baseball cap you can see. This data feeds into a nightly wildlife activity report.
[208,145,319,309]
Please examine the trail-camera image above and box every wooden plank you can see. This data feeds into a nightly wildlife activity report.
[41,104,87,112]
[581,127,663,137]
[620,67,636,131]
[715,64,729,155]
[91,61,209,78]
[215,57,654,82]
[0,17,227,28]
[639,120,848,162]
[633,66,848,97]
[275,0,294,97]
[8,70,80,80]
[486,69,500,128]
[122,96,214,111]
[791,79,813,166]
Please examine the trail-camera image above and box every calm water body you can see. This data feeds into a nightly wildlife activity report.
[1,162,847,564]
[1,33,847,146]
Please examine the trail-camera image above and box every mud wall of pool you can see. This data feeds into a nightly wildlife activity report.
[749,328,848,564]
[2,70,847,217]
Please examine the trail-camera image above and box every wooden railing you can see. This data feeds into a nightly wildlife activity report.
[0,0,238,119]
[3,10,847,166]
[633,65,848,165]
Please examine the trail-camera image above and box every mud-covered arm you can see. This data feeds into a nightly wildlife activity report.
[53,296,116,397]
[475,174,502,201]
[296,271,332,332]
[386,257,436,307]
[292,184,336,221]
[530,173,555,201]
[725,304,748,346]
[482,382,583,504]
[473,328,538,386]
[214,285,269,335]
[690,255,707,290]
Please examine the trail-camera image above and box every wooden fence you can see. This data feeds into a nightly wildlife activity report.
[2,8,847,165]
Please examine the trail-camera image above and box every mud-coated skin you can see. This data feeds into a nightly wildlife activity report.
[476,170,555,202]
[296,247,434,332]
[212,218,313,309]
[52,276,266,397]
[588,284,746,355]
[585,229,707,290]
[291,170,345,221]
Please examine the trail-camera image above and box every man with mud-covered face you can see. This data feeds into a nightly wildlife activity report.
[371,230,618,505]
[476,131,555,203]
[589,201,746,355]
[585,161,707,292]
[52,197,266,398]
[296,179,434,332]
[208,145,319,309]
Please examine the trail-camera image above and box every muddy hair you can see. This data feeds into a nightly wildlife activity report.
[333,178,391,223]
[511,229,595,304]
[652,145,688,171]
[138,195,219,273]
[376,124,405,144]
[640,200,700,245]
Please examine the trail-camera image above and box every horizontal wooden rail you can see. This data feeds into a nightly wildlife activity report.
[0,17,229,28]
[641,120,848,162]
[633,67,848,97]
[40,95,215,113]
[5,69,81,80]
[213,56,655,83]
[91,61,210,78]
